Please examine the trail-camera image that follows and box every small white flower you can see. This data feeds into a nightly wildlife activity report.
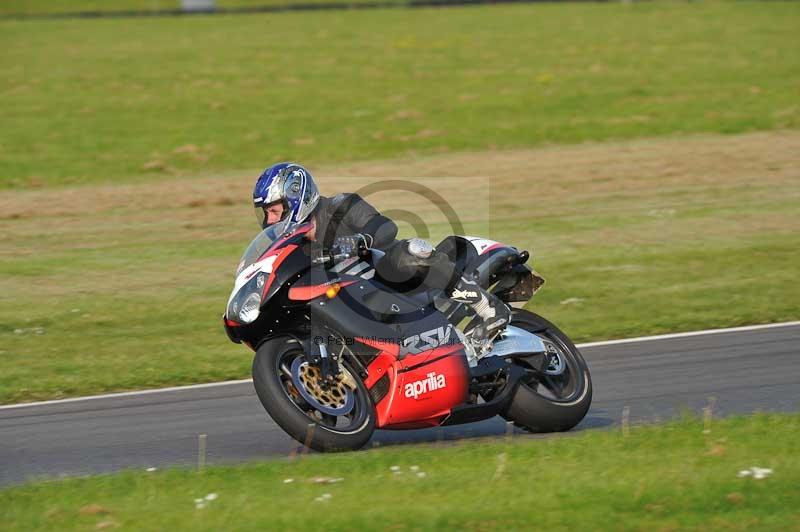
[416,472,427,478]
[194,498,204,504]
[410,466,419,472]
[205,493,218,501]
[146,467,157,472]
[738,467,773,479]
[195,502,206,510]
[752,467,773,480]
[71,309,81,313]
[283,478,294,484]
[13,329,24,334]
[310,476,344,484]
[389,466,400,471]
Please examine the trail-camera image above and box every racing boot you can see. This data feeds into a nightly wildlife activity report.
[448,275,511,344]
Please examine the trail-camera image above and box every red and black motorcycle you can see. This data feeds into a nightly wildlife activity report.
[224,222,592,451]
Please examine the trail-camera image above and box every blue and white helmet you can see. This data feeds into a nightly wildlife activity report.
[252,162,320,233]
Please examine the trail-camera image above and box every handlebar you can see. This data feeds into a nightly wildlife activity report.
[312,247,370,266]
[311,252,352,265]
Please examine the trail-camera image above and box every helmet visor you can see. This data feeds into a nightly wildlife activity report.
[254,200,290,230]
[254,205,267,229]
[262,217,295,242]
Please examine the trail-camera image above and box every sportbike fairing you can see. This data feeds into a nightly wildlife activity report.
[235,220,312,276]
[225,222,313,327]
[225,227,566,431]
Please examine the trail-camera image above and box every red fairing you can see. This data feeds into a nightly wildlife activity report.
[259,244,297,298]
[260,222,313,259]
[254,223,315,298]
[356,337,399,365]
[359,339,469,429]
[288,280,357,301]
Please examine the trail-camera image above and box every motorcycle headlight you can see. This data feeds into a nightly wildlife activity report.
[227,274,265,325]
[238,291,262,324]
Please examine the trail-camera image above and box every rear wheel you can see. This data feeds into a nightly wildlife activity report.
[252,337,375,452]
[502,310,592,432]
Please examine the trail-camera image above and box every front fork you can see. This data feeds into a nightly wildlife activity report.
[304,336,341,384]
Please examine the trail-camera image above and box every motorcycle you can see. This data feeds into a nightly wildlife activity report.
[223,222,592,451]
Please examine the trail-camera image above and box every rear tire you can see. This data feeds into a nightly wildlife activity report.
[252,337,375,452]
[502,310,592,432]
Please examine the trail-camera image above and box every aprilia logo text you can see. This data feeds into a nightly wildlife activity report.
[404,372,447,399]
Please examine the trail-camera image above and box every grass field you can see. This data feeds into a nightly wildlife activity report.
[1,2,798,188]
[1,1,799,404]
[0,0,403,16]
[2,413,799,530]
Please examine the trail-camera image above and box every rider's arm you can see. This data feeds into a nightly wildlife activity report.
[332,193,398,249]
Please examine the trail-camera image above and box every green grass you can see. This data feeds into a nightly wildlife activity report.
[2,413,799,530]
[0,0,406,16]
[1,2,799,188]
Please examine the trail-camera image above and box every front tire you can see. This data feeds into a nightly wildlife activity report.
[252,337,376,452]
[502,310,592,432]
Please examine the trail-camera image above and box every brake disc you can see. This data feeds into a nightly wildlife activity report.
[290,358,356,416]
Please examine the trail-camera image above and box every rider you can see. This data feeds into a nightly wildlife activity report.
[252,162,510,343]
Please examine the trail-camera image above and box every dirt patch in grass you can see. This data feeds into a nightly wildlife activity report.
[2,130,799,221]
[2,130,798,300]
[326,130,800,206]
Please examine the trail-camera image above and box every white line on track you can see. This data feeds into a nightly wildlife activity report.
[2,321,798,411]
[577,320,800,348]
[0,380,253,411]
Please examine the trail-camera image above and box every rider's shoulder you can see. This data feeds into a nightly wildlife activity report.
[330,192,365,207]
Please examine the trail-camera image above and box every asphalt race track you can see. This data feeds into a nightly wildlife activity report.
[1,323,798,486]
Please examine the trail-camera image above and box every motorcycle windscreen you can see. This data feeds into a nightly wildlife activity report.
[235,220,312,276]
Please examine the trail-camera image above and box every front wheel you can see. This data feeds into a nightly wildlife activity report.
[502,310,592,432]
[252,337,376,452]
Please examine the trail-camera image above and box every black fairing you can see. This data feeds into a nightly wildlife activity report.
[230,286,310,348]
[226,240,452,349]
[308,275,452,346]
[226,234,533,348]
[225,237,314,347]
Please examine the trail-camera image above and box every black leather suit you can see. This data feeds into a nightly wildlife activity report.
[312,193,458,292]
